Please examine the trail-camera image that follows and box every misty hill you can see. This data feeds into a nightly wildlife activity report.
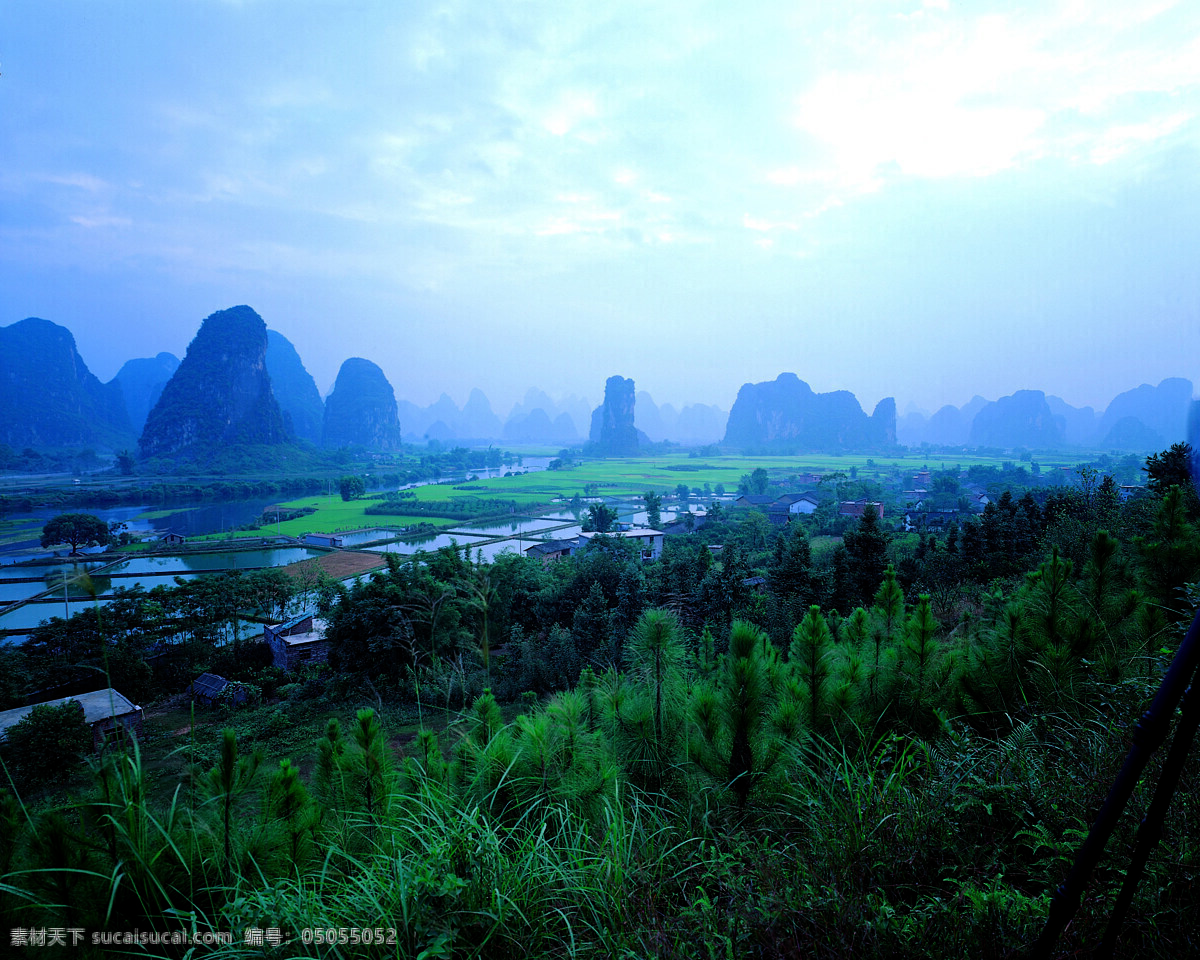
[587,375,641,456]
[505,388,589,442]
[969,390,1064,449]
[723,373,894,450]
[897,379,1193,451]
[461,388,504,439]
[0,317,133,449]
[322,358,402,450]
[1103,416,1166,451]
[395,387,596,444]
[398,389,504,442]
[112,352,180,434]
[1045,395,1098,447]
[673,403,727,445]
[897,395,988,446]
[504,408,578,443]
[140,306,291,458]
[390,385,721,446]
[1098,378,1193,448]
[635,391,669,442]
[266,330,323,445]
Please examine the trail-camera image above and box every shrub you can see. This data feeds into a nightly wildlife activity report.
[1,700,92,786]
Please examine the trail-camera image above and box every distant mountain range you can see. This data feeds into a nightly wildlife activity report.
[898,380,1195,452]
[0,309,1194,457]
[724,374,896,451]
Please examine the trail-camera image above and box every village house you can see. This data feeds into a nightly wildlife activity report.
[160,531,186,546]
[524,539,577,565]
[734,494,776,510]
[766,492,824,524]
[0,688,144,751]
[838,500,885,520]
[577,528,665,561]
[264,613,331,672]
[661,513,707,536]
[303,533,344,548]
[902,508,960,532]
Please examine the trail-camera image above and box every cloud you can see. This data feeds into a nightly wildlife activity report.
[790,1,1200,191]
[69,215,132,229]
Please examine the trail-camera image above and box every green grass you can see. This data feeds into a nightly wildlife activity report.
[234,451,1078,538]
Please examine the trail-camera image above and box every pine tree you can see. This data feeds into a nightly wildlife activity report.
[843,507,889,605]
[265,759,317,871]
[690,620,795,807]
[790,606,835,734]
[599,609,687,791]
[896,595,942,732]
[348,709,394,830]
[866,564,905,717]
[204,728,262,885]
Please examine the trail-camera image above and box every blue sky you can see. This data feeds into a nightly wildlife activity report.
[2,0,1199,418]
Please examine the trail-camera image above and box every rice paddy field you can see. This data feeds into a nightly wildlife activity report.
[255,449,1082,535]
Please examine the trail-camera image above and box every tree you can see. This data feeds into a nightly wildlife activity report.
[1144,442,1199,520]
[40,513,110,554]
[582,502,618,533]
[843,507,889,606]
[690,620,796,807]
[1,700,92,786]
[643,491,663,530]
[598,609,687,791]
[203,728,262,884]
[789,606,836,733]
[339,475,366,501]
[1144,442,1193,497]
[740,468,770,495]
[767,523,815,603]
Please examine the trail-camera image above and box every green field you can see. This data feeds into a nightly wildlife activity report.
[242,450,1082,536]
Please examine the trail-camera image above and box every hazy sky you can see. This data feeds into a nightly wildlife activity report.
[3,0,1199,418]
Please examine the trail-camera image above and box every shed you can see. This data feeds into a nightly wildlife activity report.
[303,533,344,549]
[0,688,143,751]
[160,532,186,545]
[190,672,251,706]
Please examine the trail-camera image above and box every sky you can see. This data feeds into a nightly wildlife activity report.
[3,0,1200,420]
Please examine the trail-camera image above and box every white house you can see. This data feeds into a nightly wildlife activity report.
[577,527,665,561]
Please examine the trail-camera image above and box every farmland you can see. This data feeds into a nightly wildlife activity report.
[257,449,1082,535]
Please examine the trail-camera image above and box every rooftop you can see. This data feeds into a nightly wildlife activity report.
[0,688,140,738]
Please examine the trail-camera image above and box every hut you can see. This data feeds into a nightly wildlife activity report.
[189,672,250,707]
[0,688,144,751]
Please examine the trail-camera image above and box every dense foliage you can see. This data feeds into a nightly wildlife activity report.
[2,449,1199,957]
